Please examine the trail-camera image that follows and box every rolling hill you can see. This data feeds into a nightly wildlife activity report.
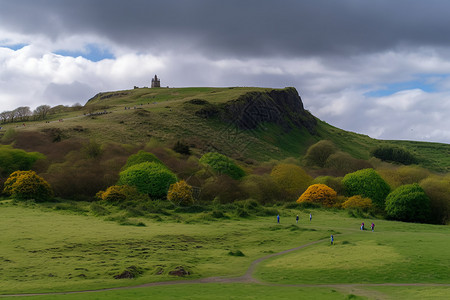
[1,86,450,172]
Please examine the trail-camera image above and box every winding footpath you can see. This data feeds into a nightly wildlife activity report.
[2,238,449,298]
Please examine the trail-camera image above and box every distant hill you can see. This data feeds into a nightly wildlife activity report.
[2,86,450,172]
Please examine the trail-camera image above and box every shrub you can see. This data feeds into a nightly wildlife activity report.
[370,145,418,165]
[385,183,431,223]
[240,174,285,204]
[342,195,373,210]
[324,152,372,175]
[199,152,245,180]
[118,162,177,198]
[172,141,191,155]
[342,169,390,209]
[199,175,246,203]
[303,140,337,167]
[270,164,313,199]
[123,150,163,170]
[3,170,53,202]
[167,180,194,206]
[296,184,337,207]
[312,176,344,195]
[0,145,45,177]
[419,177,450,224]
[99,185,145,205]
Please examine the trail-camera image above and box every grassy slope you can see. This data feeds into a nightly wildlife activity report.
[1,202,449,299]
[1,87,449,171]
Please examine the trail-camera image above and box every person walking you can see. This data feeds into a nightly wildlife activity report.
[330,234,334,245]
[296,215,299,223]
[309,213,312,222]
[277,214,280,224]
[371,223,375,232]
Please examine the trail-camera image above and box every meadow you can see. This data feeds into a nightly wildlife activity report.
[1,200,449,299]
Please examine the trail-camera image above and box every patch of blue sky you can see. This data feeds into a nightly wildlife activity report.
[54,44,115,62]
[0,43,28,50]
[364,75,443,97]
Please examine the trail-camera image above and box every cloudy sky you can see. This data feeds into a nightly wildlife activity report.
[1,0,450,144]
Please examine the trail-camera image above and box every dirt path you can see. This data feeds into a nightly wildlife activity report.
[2,238,450,298]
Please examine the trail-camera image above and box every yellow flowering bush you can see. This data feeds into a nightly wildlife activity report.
[296,184,337,207]
[167,180,194,206]
[341,195,373,210]
[3,170,53,202]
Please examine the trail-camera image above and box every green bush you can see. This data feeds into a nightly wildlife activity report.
[3,170,53,202]
[385,183,431,223]
[0,145,45,177]
[118,162,177,198]
[199,152,245,180]
[370,145,418,165]
[324,152,372,175]
[123,150,163,170]
[342,168,390,209]
[303,140,337,167]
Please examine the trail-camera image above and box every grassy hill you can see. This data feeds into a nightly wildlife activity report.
[1,86,449,172]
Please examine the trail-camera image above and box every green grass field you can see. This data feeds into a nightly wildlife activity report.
[1,201,449,299]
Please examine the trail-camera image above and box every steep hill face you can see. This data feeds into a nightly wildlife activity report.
[220,87,317,134]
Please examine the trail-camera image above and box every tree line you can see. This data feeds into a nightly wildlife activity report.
[0,103,82,124]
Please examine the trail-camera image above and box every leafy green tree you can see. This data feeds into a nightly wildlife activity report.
[304,140,337,167]
[199,152,245,180]
[0,145,45,177]
[123,150,164,170]
[342,168,390,209]
[385,183,431,223]
[118,162,177,198]
[270,163,312,198]
[3,170,53,202]
[297,184,337,207]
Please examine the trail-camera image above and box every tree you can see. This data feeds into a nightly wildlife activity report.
[167,180,194,206]
[0,145,45,177]
[3,170,53,202]
[270,163,312,199]
[199,152,245,180]
[420,177,450,224]
[33,105,51,120]
[15,106,32,122]
[385,183,431,223]
[342,168,390,209]
[118,162,177,198]
[324,151,372,175]
[123,150,163,170]
[296,184,337,207]
[304,140,337,167]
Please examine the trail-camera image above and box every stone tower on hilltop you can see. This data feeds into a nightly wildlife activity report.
[151,75,160,88]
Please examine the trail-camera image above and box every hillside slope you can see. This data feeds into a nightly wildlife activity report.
[1,86,449,171]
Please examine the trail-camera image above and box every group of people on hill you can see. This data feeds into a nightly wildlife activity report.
[275,213,375,246]
[277,213,312,224]
[360,222,375,231]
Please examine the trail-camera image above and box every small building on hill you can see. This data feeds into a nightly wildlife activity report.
[151,75,160,88]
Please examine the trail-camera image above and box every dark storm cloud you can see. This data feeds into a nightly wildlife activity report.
[2,0,450,57]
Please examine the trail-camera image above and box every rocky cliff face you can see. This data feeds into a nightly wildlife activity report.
[220,87,317,134]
